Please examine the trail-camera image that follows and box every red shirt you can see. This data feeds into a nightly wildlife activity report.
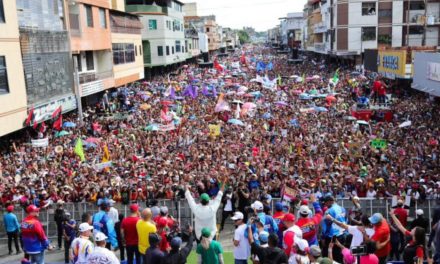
[394,208,408,227]
[373,81,382,92]
[405,230,424,258]
[371,220,391,257]
[121,216,140,246]
[158,230,170,252]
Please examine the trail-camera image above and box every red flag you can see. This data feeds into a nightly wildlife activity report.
[39,122,46,133]
[52,106,62,131]
[214,59,223,72]
[240,54,246,65]
[25,107,35,126]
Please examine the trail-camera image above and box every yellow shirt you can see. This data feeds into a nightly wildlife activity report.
[136,220,157,254]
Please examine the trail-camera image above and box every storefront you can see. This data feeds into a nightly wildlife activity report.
[412,52,440,97]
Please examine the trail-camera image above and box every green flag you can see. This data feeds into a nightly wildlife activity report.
[74,138,86,161]
[278,74,282,86]
[302,73,305,84]
[332,68,340,84]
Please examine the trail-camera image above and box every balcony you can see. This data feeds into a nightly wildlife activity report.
[125,5,163,14]
[407,10,425,24]
[314,22,327,33]
[314,42,326,52]
[79,71,113,85]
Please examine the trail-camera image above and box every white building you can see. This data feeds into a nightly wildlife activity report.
[279,12,304,48]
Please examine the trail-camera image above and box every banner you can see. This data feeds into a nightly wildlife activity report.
[93,161,113,171]
[371,138,387,149]
[282,186,297,202]
[159,123,176,131]
[208,124,221,137]
[31,138,49,148]
[378,50,408,79]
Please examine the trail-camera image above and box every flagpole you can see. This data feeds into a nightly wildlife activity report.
[73,58,84,126]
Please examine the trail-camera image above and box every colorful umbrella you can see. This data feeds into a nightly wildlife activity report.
[228,119,245,126]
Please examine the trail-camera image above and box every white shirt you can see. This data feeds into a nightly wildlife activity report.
[224,194,233,212]
[70,237,94,264]
[185,190,223,240]
[107,207,119,224]
[366,190,376,199]
[233,224,251,260]
[87,246,120,264]
[289,254,310,264]
[348,225,374,248]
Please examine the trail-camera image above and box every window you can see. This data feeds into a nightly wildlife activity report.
[409,26,424,34]
[158,46,163,56]
[85,51,94,70]
[85,5,93,27]
[410,2,425,10]
[0,0,5,23]
[175,41,181,53]
[189,43,192,49]
[166,46,170,55]
[378,9,392,18]
[135,45,137,56]
[206,27,210,32]
[362,2,376,16]
[99,8,106,28]
[172,46,174,54]
[0,56,9,94]
[362,27,376,41]
[208,38,211,43]
[112,43,136,65]
[149,19,157,30]
[73,55,82,72]
[139,45,142,55]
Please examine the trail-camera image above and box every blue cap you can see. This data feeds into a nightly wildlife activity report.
[368,213,383,225]
[170,237,182,249]
[275,202,283,211]
[259,231,269,243]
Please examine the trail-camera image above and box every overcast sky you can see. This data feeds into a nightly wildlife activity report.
[180,0,307,32]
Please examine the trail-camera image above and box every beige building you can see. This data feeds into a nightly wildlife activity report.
[0,0,28,136]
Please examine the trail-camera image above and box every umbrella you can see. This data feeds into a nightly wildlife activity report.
[289,119,300,127]
[314,107,328,112]
[84,142,97,149]
[232,100,243,104]
[228,119,245,126]
[343,116,357,121]
[55,131,70,137]
[85,137,101,143]
[140,104,151,110]
[145,124,160,131]
[289,75,299,79]
[312,75,321,79]
[262,113,272,119]
[299,93,312,100]
[63,121,76,128]
[399,120,412,128]
[326,95,337,102]
[249,91,262,97]
[243,102,256,109]
[237,86,248,93]
[275,101,289,107]
[161,100,173,106]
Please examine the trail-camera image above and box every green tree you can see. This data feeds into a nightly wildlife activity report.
[238,30,250,44]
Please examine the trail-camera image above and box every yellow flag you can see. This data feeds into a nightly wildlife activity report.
[102,144,110,162]
[208,124,221,137]
[74,138,85,162]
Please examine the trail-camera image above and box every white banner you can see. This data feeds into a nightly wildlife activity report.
[427,62,440,82]
[159,123,176,132]
[31,138,49,148]
[93,161,113,171]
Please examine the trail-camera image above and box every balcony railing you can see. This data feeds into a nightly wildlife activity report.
[314,42,326,52]
[314,22,327,33]
[79,71,113,84]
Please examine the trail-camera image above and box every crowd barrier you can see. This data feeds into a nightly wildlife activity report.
[0,198,438,242]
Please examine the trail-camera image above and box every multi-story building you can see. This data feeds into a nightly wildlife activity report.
[279,12,304,49]
[184,22,201,61]
[126,0,186,78]
[304,0,440,63]
[267,26,281,47]
[185,15,221,52]
[0,0,27,136]
[109,9,144,88]
[223,28,239,50]
[68,0,114,104]
[18,0,76,122]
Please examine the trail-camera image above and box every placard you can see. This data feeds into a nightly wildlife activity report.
[31,138,49,148]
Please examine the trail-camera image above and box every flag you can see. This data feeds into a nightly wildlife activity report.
[214,59,224,72]
[52,106,62,131]
[170,86,176,99]
[102,144,110,163]
[201,85,209,96]
[25,107,35,126]
[266,62,273,71]
[74,138,85,162]
[39,122,46,134]
[278,74,282,86]
[332,68,340,84]
[240,54,246,65]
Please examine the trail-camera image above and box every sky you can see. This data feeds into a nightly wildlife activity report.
[180,0,307,32]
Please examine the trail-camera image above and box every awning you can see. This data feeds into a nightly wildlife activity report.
[110,14,143,29]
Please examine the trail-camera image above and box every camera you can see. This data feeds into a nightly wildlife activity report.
[351,245,367,256]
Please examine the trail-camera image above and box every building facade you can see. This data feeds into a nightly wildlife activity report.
[279,12,304,49]
[0,0,28,136]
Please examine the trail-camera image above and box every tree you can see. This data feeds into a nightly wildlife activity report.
[238,30,250,44]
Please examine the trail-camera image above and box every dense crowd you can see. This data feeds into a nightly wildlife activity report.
[1,45,440,264]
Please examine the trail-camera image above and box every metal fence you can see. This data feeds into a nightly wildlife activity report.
[0,198,438,241]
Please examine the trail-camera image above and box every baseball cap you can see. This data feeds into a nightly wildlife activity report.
[319,258,333,264]
[231,211,244,221]
[200,193,210,203]
[342,248,356,264]
[416,209,424,216]
[201,227,211,238]
[26,205,40,213]
[160,206,169,214]
[310,245,322,257]
[251,201,264,211]
[283,213,296,222]
[368,213,383,225]
[275,202,283,211]
[7,205,14,212]
[78,223,93,233]
[95,232,108,242]
[156,217,168,228]
[170,237,182,249]
[295,238,309,251]
[299,205,311,216]
[130,204,140,212]
[259,231,269,243]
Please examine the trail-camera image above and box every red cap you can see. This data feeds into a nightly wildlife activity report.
[26,205,40,213]
[283,213,296,222]
[301,200,309,205]
[7,205,14,212]
[156,217,168,228]
[130,204,139,212]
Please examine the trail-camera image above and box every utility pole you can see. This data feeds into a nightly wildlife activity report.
[422,0,427,46]
[73,58,83,126]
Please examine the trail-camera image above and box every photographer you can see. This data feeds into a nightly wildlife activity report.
[162,226,194,264]
[329,239,379,264]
